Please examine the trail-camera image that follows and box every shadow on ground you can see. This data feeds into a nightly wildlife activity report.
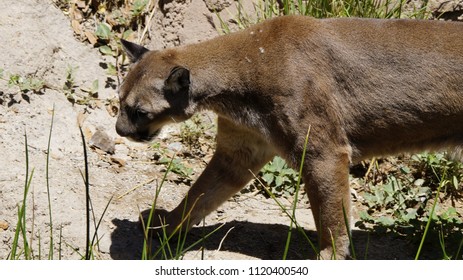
[109,209,459,260]
[109,213,319,260]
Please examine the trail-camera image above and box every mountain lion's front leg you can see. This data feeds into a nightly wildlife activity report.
[161,117,274,234]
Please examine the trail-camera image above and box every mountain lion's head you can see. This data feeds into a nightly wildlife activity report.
[115,39,192,142]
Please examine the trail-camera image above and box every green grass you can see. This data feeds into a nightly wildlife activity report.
[9,131,34,260]
[217,0,430,34]
[45,106,54,259]
[9,110,53,260]
[6,108,220,260]
[139,151,225,260]
[8,110,112,260]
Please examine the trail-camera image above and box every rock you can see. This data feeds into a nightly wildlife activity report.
[110,156,126,167]
[204,0,233,12]
[0,220,8,230]
[168,142,183,152]
[89,127,115,154]
[428,0,463,20]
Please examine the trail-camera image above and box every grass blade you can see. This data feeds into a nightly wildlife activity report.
[342,201,356,260]
[415,166,446,260]
[78,126,91,260]
[45,106,55,259]
[283,126,311,259]
[10,131,35,260]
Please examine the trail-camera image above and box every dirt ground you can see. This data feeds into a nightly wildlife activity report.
[0,0,461,260]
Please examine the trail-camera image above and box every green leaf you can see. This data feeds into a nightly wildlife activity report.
[20,77,44,92]
[95,23,112,40]
[90,79,99,97]
[8,74,21,87]
[99,45,116,56]
[400,166,411,174]
[452,175,459,190]
[275,175,284,187]
[273,156,286,170]
[383,182,394,196]
[106,63,117,76]
[441,207,458,221]
[358,211,374,222]
[414,178,425,187]
[377,216,395,227]
[261,173,274,185]
[82,79,99,97]
[122,30,134,40]
[131,0,149,16]
[402,208,418,222]
[417,186,430,196]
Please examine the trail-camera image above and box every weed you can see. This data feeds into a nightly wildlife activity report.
[139,154,223,260]
[356,154,463,259]
[7,74,45,93]
[80,79,99,99]
[150,143,194,182]
[0,67,47,106]
[158,157,193,181]
[9,131,34,260]
[62,65,101,106]
[179,114,214,151]
[63,65,78,104]
[217,0,430,34]
[7,111,113,260]
[413,152,462,199]
[246,156,299,198]
[54,0,158,92]
[45,107,55,259]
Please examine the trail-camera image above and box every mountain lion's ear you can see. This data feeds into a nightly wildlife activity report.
[165,66,190,93]
[121,39,149,63]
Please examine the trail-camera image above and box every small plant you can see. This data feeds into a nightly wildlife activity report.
[150,142,193,182]
[62,65,100,106]
[356,174,433,234]
[0,68,47,106]
[248,156,299,197]
[9,131,34,260]
[158,157,193,181]
[63,65,78,103]
[7,111,112,260]
[356,155,463,259]
[251,128,319,259]
[412,152,462,199]
[140,154,224,260]
[5,74,45,94]
[179,114,214,151]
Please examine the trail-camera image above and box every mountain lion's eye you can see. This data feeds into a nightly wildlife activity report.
[136,108,149,118]
[127,106,150,120]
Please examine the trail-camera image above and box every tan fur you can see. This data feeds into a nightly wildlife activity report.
[116,15,463,259]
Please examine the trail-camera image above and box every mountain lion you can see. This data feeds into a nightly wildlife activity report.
[116,15,463,259]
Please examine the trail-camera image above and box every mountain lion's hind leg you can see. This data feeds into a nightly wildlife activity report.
[304,147,352,259]
[158,117,274,235]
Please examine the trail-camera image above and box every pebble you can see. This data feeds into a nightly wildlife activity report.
[110,156,126,167]
[0,220,9,230]
[168,142,183,152]
[89,127,115,154]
